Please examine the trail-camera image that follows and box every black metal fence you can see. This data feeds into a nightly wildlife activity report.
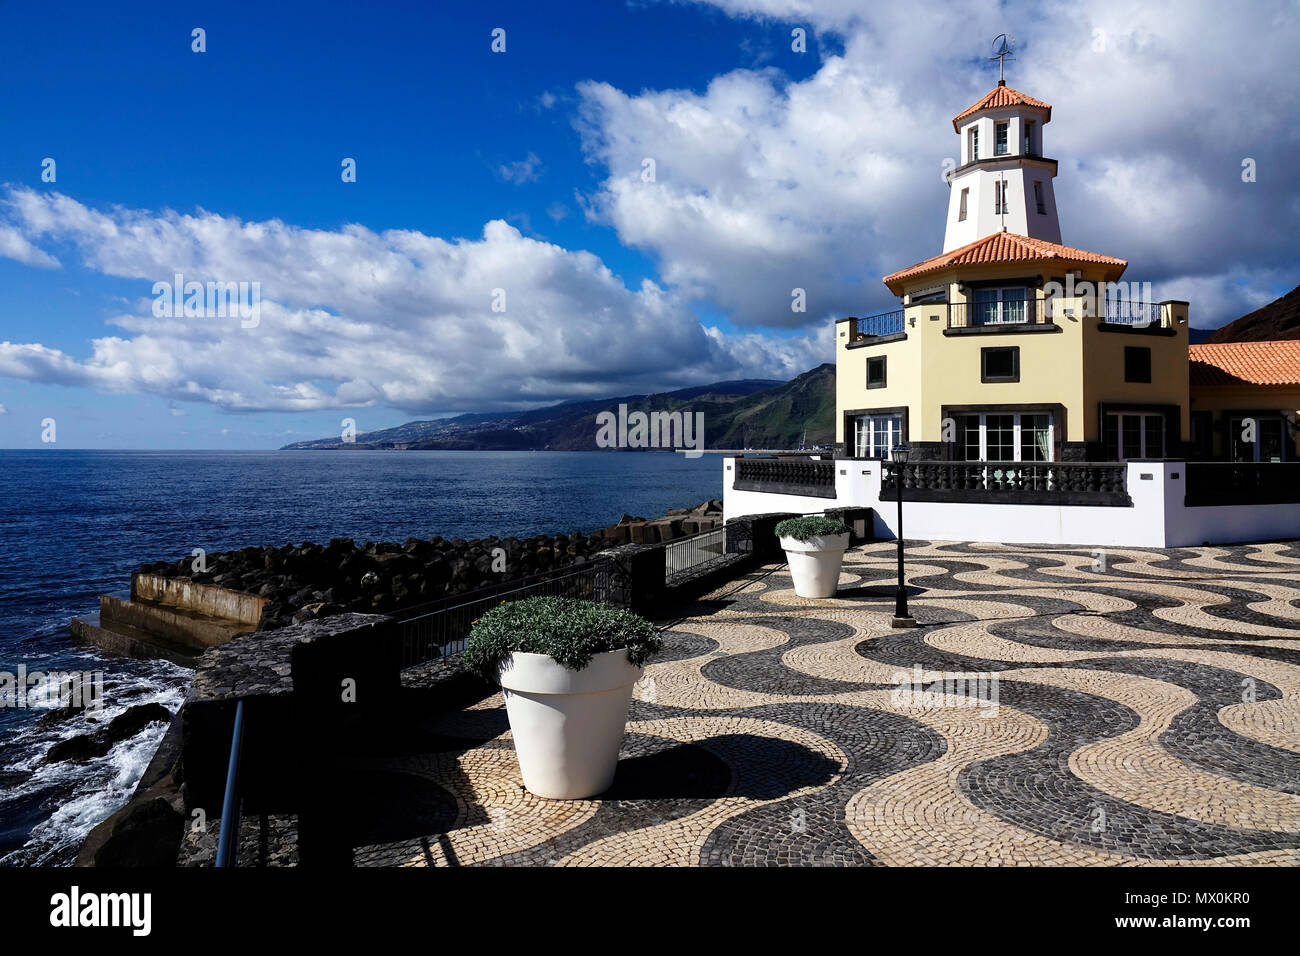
[1184,462,1300,507]
[945,298,1052,329]
[851,309,905,341]
[883,460,1131,506]
[1102,299,1166,328]
[396,564,598,669]
[664,526,729,586]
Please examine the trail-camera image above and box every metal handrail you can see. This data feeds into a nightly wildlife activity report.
[215,699,245,868]
[1101,300,1166,327]
[851,310,905,340]
[664,525,729,583]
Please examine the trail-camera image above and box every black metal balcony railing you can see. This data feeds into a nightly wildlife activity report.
[395,565,598,668]
[945,299,1053,329]
[1102,300,1166,328]
[734,457,837,499]
[1184,462,1300,507]
[882,460,1131,507]
[844,298,1173,340]
[850,310,905,342]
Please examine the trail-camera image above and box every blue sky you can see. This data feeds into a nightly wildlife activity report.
[1,0,1297,448]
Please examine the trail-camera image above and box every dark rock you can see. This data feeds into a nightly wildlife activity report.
[292,603,324,623]
[45,733,110,764]
[105,703,173,745]
[87,796,185,868]
[35,704,84,727]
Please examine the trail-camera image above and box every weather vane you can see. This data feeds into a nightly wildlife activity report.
[990,34,1015,83]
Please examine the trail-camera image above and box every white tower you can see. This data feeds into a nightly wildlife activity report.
[942,80,1061,252]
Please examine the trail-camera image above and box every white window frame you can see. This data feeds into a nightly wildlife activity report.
[973,287,1029,325]
[993,178,1010,214]
[854,413,902,459]
[960,412,1054,463]
[958,187,969,221]
[994,121,1009,156]
[1106,412,1166,460]
[968,126,979,162]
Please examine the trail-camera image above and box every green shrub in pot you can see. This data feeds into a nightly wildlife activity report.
[465,596,663,799]
[465,596,662,678]
[773,516,850,542]
[774,516,852,598]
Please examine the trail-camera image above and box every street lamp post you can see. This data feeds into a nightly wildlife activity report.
[891,444,917,628]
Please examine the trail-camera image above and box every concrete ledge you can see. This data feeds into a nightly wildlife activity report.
[133,573,267,626]
[100,594,253,649]
[70,616,200,667]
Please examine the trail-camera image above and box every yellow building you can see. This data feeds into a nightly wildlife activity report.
[1188,341,1300,461]
[836,82,1193,464]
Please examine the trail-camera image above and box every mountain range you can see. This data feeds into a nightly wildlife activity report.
[282,364,836,451]
[1201,283,1300,343]
[285,284,1300,452]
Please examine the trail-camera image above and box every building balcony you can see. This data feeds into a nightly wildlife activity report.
[846,309,906,344]
[944,299,1054,332]
[842,297,1181,346]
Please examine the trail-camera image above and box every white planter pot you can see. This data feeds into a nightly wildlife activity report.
[779,532,850,598]
[497,648,643,800]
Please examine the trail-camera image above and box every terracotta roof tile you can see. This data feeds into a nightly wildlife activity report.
[953,84,1052,131]
[882,232,1127,293]
[1189,340,1300,387]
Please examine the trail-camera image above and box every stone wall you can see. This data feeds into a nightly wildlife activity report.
[136,500,723,631]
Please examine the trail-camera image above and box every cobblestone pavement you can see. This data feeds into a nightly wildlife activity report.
[347,540,1300,867]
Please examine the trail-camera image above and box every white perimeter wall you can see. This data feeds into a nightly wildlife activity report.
[722,458,1300,548]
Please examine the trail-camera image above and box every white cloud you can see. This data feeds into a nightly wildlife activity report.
[498,152,544,184]
[2,0,1297,424]
[0,403,8,414]
[0,189,809,413]
[0,224,59,268]
[578,0,1300,327]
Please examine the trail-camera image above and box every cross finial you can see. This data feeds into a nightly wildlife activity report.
[990,34,1015,84]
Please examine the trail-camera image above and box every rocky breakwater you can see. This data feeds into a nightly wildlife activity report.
[135,499,723,632]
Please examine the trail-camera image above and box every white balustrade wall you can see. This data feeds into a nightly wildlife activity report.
[722,458,1300,548]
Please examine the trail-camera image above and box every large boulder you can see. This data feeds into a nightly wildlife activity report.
[105,703,172,746]
[44,733,110,764]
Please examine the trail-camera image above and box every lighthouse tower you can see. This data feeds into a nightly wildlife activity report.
[942,80,1061,252]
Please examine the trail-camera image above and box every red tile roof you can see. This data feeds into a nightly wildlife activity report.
[953,84,1052,131]
[882,232,1127,294]
[1189,341,1300,387]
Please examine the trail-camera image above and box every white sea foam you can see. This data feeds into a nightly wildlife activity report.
[0,653,189,866]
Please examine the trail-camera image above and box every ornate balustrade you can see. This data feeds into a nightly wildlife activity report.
[881,461,1131,507]
[734,457,837,499]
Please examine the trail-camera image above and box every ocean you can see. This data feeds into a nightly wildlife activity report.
[0,448,722,865]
